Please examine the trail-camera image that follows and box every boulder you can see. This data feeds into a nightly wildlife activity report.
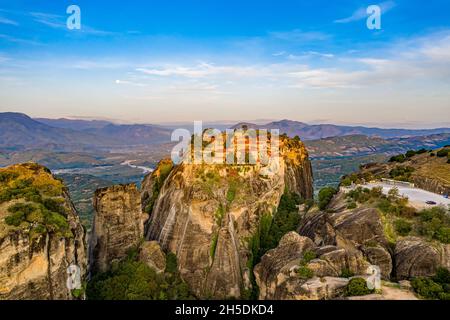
[310,248,369,277]
[360,244,392,279]
[394,237,447,279]
[334,207,387,247]
[139,241,166,273]
[285,277,349,300]
[254,232,316,300]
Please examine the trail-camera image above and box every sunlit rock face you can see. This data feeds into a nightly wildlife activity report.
[145,136,313,298]
[89,184,148,274]
[0,163,86,300]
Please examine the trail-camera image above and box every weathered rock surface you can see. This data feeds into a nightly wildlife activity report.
[298,197,392,279]
[89,184,148,274]
[360,244,392,278]
[141,159,174,214]
[394,237,450,279]
[0,163,86,300]
[139,241,166,273]
[254,232,316,299]
[309,248,369,277]
[254,232,356,300]
[145,137,313,298]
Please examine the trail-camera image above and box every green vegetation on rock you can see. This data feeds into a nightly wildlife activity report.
[344,278,374,296]
[411,268,450,300]
[389,166,415,182]
[144,160,173,214]
[318,186,338,210]
[1,163,72,239]
[87,249,193,300]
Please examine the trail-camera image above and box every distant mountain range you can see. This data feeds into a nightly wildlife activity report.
[0,113,172,151]
[2,112,450,153]
[305,133,450,158]
[232,119,450,140]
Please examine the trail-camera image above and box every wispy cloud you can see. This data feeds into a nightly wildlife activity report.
[289,31,450,88]
[30,11,117,36]
[269,29,330,42]
[0,16,18,26]
[0,34,40,45]
[136,62,266,78]
[334,1,396,23]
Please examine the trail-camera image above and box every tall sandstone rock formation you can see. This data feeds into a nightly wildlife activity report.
[0,163,86,300]
[89,184,148,274]
[143,136,313,298]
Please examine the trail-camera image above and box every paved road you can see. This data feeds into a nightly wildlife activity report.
[362,182,450,209]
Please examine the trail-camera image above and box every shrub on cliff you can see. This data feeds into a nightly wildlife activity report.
[411,277,444,299]
[416,207,450,243]
[87,252,193,300]
[437,148,450,157]
[318,187,338,210]
[344,278,374,296]
[394,218,412,236]
[389,154,406,163]
[411,268,450,300]
[389,166,415,182]
[5,202,70,237]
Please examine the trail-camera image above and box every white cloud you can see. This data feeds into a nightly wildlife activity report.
[136,63,266,78]
[334,1,396,23]
[272,51,286,56]
[269,29,330,42]
[0,16,18,26]
[288,32,450,88]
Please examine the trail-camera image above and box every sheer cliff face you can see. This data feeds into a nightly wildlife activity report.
[0,163,86,300]
[89,184,148,274]
[145,138,313,298]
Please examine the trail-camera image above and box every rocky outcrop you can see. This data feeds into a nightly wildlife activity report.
[254,232,364,300]
[141,159,174,214]
[360,245,392,278]
[298,194,392,279]
[0,163,86,300]
[309,247,369,277]
[254,232,316,299]
[412,176,450,197]
[139,241,166,273]
[394,237,450,279]
[145,136,313,298]
[89,184,148,274]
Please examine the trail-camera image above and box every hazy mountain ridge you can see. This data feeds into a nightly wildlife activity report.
[232,119,450,140]
[306,133,450,158]
[0,113,172,150]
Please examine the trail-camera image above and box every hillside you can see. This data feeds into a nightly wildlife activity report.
[346,147,450,196]
[0,113,172,151]
[305,133,450,158]
[233,120,450,140]
[0,112,116,150]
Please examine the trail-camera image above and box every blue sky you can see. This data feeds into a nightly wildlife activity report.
[0,0,449,127]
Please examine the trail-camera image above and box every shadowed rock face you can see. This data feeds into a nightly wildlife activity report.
[298,192,392,279]
[0,163,86,300]
[254,232,359,300]
[144,137,313,298]
[89,184,148,274]
[395,237,450,279]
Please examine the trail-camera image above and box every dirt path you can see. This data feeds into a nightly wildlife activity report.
[381,285,418,300]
